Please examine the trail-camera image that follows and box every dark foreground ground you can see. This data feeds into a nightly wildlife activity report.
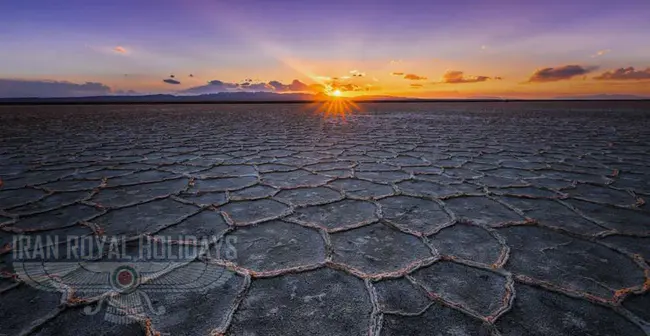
[0,102,649,335]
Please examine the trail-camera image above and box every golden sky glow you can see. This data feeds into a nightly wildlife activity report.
[1,1,649,98]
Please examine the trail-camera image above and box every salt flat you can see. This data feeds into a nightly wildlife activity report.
[1,102,649,335]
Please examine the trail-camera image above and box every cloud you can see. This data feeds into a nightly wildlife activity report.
[404,73,427,80]
[163,79,181,85]
[113,46,127,54]
[350,70,366,77]
[410,84,423,88]
[390,59,403,64]
[0,79,112,98]
[268,79,311,92]
[391,72,405,76]
[439,71,497,84]
[593,67,650,80]
[334,83,362,92]
[246,82,274,91]
[591,49,611,58]
[527,65,597,83]
[181,79,317,95]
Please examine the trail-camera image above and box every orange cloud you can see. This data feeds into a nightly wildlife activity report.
[391,72,405,76]
[594,67,650,80]
[439,71,497,84]
[527,65,597,83]
[410,84,423,88]
[404,73,427,80]
[113,46,127,54]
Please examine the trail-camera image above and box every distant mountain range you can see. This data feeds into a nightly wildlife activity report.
[0,91,648,104]
[553,94,650,100]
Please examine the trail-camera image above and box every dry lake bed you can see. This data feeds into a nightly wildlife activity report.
[1,102,650,335]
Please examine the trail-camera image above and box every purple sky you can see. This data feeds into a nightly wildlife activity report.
[1,0,649,98]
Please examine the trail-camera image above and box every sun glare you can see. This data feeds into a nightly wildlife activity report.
[332,89,342,97]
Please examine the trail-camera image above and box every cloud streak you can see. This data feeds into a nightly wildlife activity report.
[591,49,611,58]
[594,67,650,80]
[439,71,498,84]
[404,73,427,80]
[113,46,128,54]
[163,79,181,85]
[527,65,597,83]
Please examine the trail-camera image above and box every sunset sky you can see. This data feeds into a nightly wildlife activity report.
[1,0,649,98]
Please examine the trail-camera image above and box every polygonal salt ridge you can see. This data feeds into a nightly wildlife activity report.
[255,163,298,173]
[90,198,200,237]
[88,178,191,209]
[499,225,650,304]
[303,160,357,172]
[384,155,430,167]
[487,186,564,199]
[499,160,548,170]
[377,195,454,236]
[195,164,258,179]
[293,151,335,161]
[35,179,103,192]
[401,165,443,175]
[156,163,211,174]
[273,186,344,207]
[354,170,411,184]
[228,184,279,201]
[190,176,259,193]
[328,223,436,280]
[489,167,542,179]
[564,199,650,236]
[327,178,395,200]
[7,191,92,217]
[461,162,500,172]
[497,283,648,336]
[539,169,612,184]
[408,260,515,322]
[69,168,138,181]
[214,220,326,277]
[379,299,494,335]
[255,149,297,158]
[0,188,50,210]
[216,199,292,226]
[365,150,399,159]
[396,180,485,199]
[102,169,179,187]
[260,169,333,189]
[443,196,526,227]
[1,169,79,190]
[470,175,530,188]
[433,220,511,266]
[442,167,485,179]
[226,267,372,336]
[430,158,467,168]
[599,235,650,265]
[565,183,642,208]
[285,199,379,232]
[271,155,321,167]
[174,191,229,207]
[356,162,403,172]
[152,209,230,241]
[8,203,104,232]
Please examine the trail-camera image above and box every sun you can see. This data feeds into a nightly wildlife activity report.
[332,89,342,97]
